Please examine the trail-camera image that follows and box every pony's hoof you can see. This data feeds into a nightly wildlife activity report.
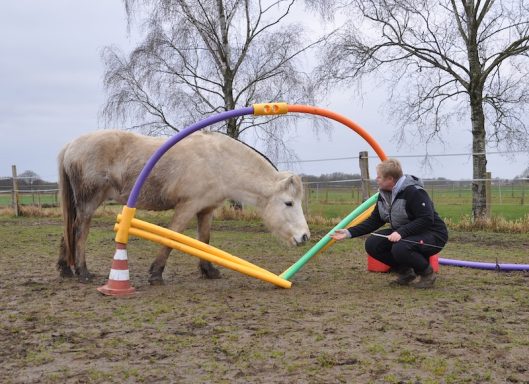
[59,267,74,278]
[57,261,74,278]
[200,267,221,279]
[148,275,165,286]
[77,276,93,284]
[77,271,94,283]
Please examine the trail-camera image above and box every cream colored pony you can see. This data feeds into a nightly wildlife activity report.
[57,130,310,284]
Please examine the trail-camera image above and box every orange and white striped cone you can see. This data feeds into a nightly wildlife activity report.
[97,247,135,297]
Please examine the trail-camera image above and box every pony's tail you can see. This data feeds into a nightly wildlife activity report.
[58,148,76,267]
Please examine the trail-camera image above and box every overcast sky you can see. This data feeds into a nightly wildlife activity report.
[1,0,528,182]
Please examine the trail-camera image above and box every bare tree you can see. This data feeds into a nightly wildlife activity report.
[313,0,529,220]
[101,0,325,163]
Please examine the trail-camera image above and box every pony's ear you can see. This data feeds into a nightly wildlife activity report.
[278,173,303,199]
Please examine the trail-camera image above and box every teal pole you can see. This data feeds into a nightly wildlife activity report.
[280,193,379,280]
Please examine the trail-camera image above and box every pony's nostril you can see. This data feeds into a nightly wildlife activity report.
[302,234,309,243]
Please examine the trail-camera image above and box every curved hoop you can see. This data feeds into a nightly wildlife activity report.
[105,103,388,292]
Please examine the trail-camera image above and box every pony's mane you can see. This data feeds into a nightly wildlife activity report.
[236,139,278,171]
[206,131,278,171]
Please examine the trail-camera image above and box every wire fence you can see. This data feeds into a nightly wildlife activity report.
[2,173,529,220]
[302,177,529,204]
[301,177,529,221]
[276,149,529,164]
[0,174,59,209]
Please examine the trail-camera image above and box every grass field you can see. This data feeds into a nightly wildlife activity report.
[1,214,528,383]
[304,186,529,222]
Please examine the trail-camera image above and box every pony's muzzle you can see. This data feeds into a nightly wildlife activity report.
[293,232,310,246]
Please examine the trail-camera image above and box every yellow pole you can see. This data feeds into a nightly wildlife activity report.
[115,224,291,289]
[117,215,275,275]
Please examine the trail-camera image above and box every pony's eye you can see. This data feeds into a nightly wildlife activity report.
[285,201,293,207]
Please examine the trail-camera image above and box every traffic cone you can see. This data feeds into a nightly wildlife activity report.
[429,254,440,273]
[97,248,136,296]
[367,254,391,272]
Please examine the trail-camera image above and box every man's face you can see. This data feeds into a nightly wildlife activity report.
[376,171,396,191]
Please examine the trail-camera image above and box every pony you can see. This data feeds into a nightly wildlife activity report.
[57,130,310,284]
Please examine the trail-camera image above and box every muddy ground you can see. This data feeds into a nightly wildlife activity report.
[1,215,528,383]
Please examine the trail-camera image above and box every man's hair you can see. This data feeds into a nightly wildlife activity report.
[376,158,403,180]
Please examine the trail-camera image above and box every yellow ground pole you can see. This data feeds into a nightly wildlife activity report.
[114,218,291,289]
[116,215,277,276]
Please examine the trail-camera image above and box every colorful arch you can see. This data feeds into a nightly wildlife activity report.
[104,103,387,295]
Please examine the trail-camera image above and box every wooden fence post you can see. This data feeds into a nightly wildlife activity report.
[11,165,20,217]
[359,151,371,201]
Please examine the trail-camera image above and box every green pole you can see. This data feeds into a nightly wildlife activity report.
[280,193,379,280]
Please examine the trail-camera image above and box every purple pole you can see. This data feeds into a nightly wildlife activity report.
[439,257,529,271]
[127,107,254,207]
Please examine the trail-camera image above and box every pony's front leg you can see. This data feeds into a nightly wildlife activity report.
[196,208,220,279]
[148,206,195,285]
[148,246,172,285]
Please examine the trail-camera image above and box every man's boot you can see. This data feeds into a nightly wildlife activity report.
[412,265,437,289]
[389,267,416,286]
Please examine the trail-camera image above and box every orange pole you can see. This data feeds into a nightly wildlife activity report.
[287,105,388,161]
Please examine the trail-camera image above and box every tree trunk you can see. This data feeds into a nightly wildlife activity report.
[466,4,488,222]
[224,77,238,138]
[216,0,239,140]
[470,96,488,221]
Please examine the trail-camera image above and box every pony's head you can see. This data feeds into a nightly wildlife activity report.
[261,172,310,246]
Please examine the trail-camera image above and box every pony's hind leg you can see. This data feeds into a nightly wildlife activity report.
[72,192,106,283]
[74,213,95,283]
[57,236,74,277]
[196,208,220,279]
